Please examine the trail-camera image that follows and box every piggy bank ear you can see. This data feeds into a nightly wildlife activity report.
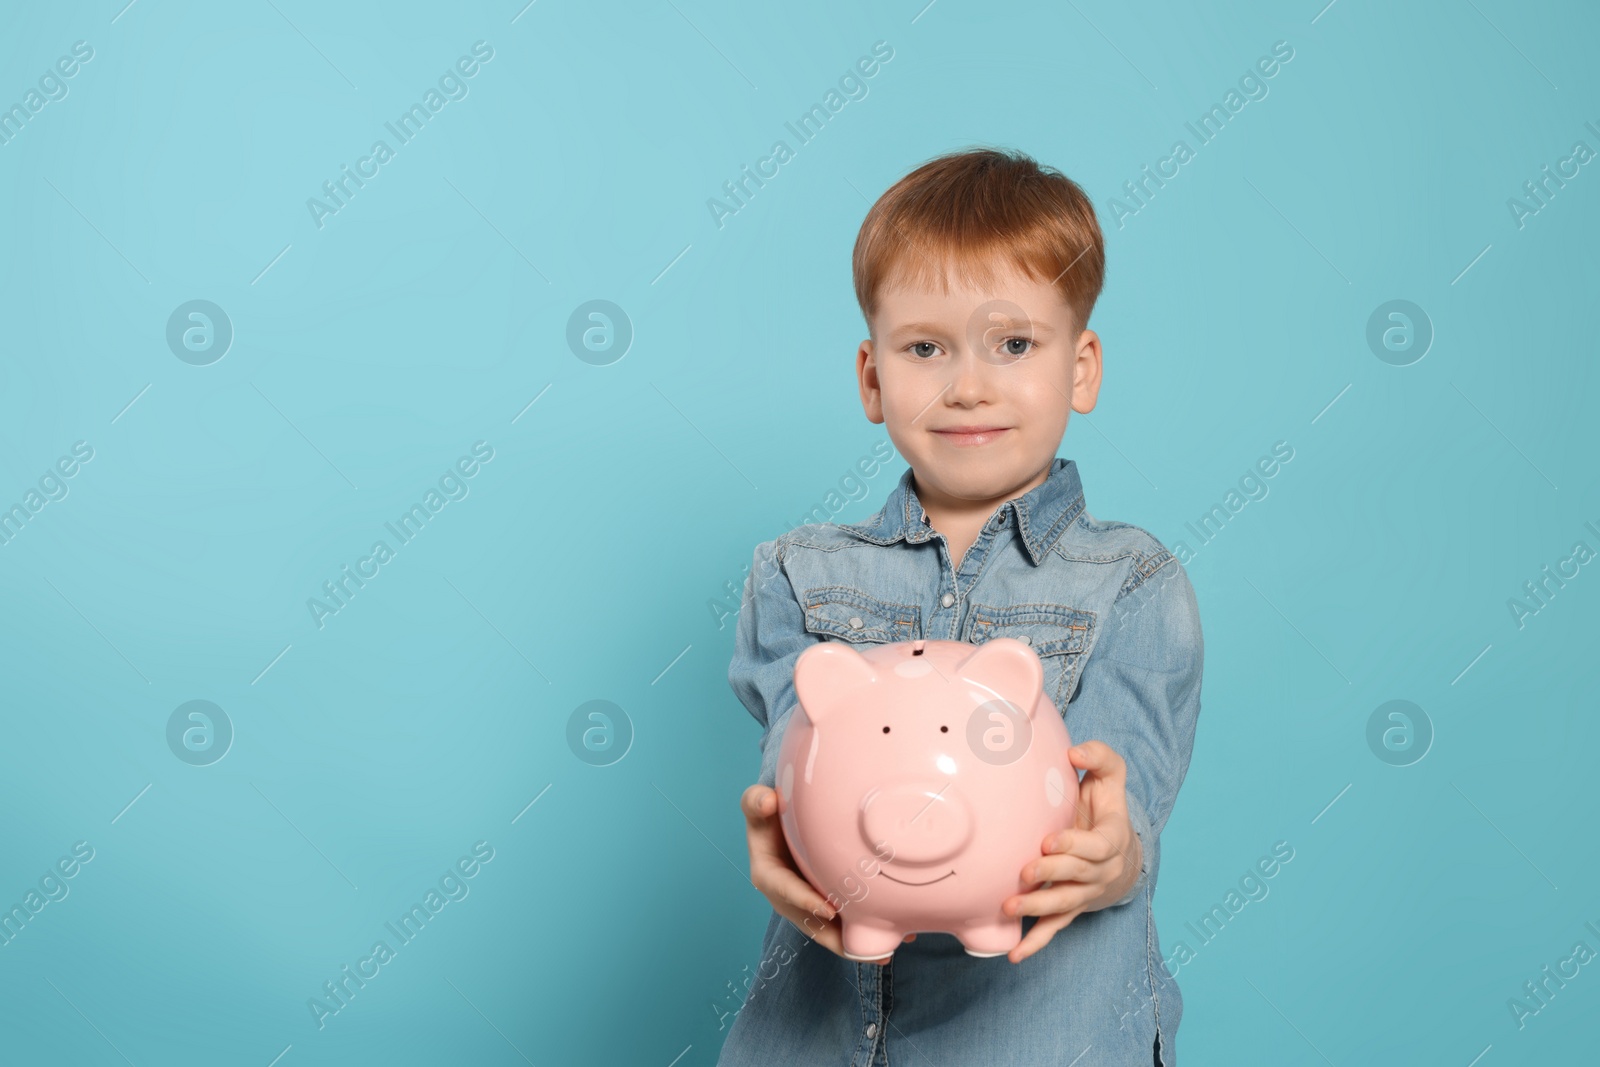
[793,641,879,727]
[958,637,1043,719]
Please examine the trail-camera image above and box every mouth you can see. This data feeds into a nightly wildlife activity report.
[879,868,956,886]
[931,427,1010,447]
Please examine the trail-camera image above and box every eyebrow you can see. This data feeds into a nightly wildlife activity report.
[889,319,1057,338]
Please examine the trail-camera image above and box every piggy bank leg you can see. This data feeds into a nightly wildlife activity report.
[839,920,907,962]
[958,919,1022,958]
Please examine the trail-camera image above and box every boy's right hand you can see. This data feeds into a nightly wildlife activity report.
[740,783,915,967]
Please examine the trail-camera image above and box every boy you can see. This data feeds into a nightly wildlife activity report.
[717,147,1204,1066]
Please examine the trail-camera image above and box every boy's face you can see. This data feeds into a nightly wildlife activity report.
[855,260,1102,509]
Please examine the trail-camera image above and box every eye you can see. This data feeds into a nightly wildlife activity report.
[940,725,948,732]
[882,726,890,733]
[1000,336,1034,358]
[908,341,940,359]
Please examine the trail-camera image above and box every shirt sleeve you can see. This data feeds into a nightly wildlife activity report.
[727,536,821,791]
[1065,550,1205,908]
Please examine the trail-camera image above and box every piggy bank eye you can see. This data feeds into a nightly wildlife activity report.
[882,726,890,734]
[940,725,948,733]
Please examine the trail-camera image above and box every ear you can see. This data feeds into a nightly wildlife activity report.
[1070,328,1103,414]
[793,641,879,727]
[856,340,885,425]
[957,638,1043,719]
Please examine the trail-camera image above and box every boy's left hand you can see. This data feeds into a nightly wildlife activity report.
[1002,740,1143,964]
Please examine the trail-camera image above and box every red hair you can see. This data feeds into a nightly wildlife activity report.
[852,147,1105,334]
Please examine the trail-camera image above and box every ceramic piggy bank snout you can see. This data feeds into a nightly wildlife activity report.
[775,637,1079,961]
[861,784,972,864]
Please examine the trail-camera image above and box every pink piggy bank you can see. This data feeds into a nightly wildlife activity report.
[775,636,1079,960]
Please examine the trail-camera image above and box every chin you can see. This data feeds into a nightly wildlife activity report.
[937,469,1019,499]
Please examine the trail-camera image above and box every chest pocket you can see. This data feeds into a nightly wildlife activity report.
[800,586,921,644]
[964,602,1095,711]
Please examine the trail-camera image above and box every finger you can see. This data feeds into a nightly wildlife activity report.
[1069,791,1095,832]
[782,905,846,957]
[1087,825,1137,873]
[1005,881,1099,918]
[1042,828,1118,863]
[1068,741,1126,782]
[745,816,797,874]
[1024,851,1100,885]
[757,862,836,922]
[744,818,835,921]
[1007,910,1077,964]
[1066,756,1129,830]
[742,788,796,865]
[745,810,790,859]
[741,784,777,825]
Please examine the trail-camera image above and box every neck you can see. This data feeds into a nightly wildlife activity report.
[914,461,1052,534]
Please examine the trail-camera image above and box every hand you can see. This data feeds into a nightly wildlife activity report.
[1001,741,1143,964]
[741,784,915,966]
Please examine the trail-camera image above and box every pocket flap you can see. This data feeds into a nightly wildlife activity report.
[801,587,920,643]
[966,603,1093,657]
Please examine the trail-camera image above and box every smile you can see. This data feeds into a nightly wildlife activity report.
[932,428,1009,447]
[879,868,956,886]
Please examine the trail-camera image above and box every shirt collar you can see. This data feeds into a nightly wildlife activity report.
[838,457,1085,566]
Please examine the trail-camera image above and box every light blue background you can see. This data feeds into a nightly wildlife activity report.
[1,0,1596,1063]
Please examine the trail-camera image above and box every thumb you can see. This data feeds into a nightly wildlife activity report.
[741,784,777,825]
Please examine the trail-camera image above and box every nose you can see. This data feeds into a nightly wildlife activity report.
[944,349,988,405]
[859,783,973,865]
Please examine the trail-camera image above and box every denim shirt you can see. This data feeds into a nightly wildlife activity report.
[717,457,1204,1066]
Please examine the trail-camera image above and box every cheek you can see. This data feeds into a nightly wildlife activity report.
[879,371,948,420]
[1016,373,1074,423]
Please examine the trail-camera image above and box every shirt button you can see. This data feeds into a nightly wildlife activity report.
[848,616,864,630]
[940,593,955,608]
[1017,634,1032,646]
[865,1022,878,1039]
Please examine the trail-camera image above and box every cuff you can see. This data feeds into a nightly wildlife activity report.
[1106,790,1153,909]
[757,702,798,792]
